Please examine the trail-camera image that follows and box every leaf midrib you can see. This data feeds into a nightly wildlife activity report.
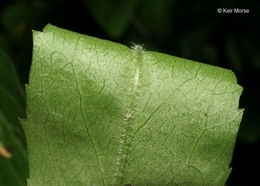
[112,46,143,186]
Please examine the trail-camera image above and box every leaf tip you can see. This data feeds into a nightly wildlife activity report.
[42,23,55,32]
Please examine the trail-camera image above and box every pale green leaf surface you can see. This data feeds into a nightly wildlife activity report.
[22,24,243,186]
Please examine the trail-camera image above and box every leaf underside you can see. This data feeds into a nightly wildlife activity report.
[22,24,243,186]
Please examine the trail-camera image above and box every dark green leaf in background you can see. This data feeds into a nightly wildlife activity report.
[0,112,28,186]
[1,3,29,35]
[0,48,28,186]
[84,0,140,39]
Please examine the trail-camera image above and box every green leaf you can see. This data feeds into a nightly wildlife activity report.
[22,24,243,185]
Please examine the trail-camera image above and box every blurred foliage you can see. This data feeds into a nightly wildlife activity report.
[0,48,27,185]
[0,0,259,185]
[84,0,140,39]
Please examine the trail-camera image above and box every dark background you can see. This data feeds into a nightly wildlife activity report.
[0,0,259,185]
